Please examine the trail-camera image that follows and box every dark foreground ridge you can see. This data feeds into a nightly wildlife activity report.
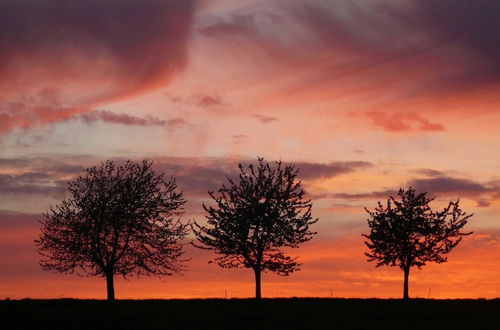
[2,298,500,330]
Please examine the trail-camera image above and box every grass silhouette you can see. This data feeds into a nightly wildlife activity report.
[1,298,500,329]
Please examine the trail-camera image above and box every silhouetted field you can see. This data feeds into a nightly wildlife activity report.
[1,298,500,329]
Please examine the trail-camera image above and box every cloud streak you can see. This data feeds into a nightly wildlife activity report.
[328,174,499,207]
[2,156,495,210]
[0,173,67,198]
[80,111,167,127]
[295,161,372,180]
[79,110,189,129]
[0,156,372,200]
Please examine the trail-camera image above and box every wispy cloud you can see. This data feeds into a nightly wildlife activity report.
[365,111,444,132]
[252,114,279,124]
[80,110,166,127]
[327,173,499,208]
[79,110,189,129]
[295,161,372,180]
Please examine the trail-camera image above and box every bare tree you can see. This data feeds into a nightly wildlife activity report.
[363,187,473,299]
[35,159,188,300]
[192,157,318,299]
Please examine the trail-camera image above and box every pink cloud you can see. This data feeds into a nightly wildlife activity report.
[365,111,444,132]
[0,0,196,135]
[252,114,279,123]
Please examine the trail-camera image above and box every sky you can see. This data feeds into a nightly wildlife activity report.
[1,0,500,299]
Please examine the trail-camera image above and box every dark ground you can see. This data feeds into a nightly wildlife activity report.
[1,298,499,330]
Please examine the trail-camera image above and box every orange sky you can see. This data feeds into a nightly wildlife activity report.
[1,0,500,299]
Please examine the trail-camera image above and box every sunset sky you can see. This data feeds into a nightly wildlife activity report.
[1,0,500,299]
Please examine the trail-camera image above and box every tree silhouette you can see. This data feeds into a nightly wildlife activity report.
[191,157,318,299]
[35,160,188,301]
[363,187,473,299]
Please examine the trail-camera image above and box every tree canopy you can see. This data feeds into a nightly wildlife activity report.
[192,157,318,299]
[363,187,473,299]
[35,159,188,300]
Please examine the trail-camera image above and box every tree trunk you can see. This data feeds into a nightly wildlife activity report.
[254,268,262,300]
[403,267,410,300]
[106,272,115,301]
